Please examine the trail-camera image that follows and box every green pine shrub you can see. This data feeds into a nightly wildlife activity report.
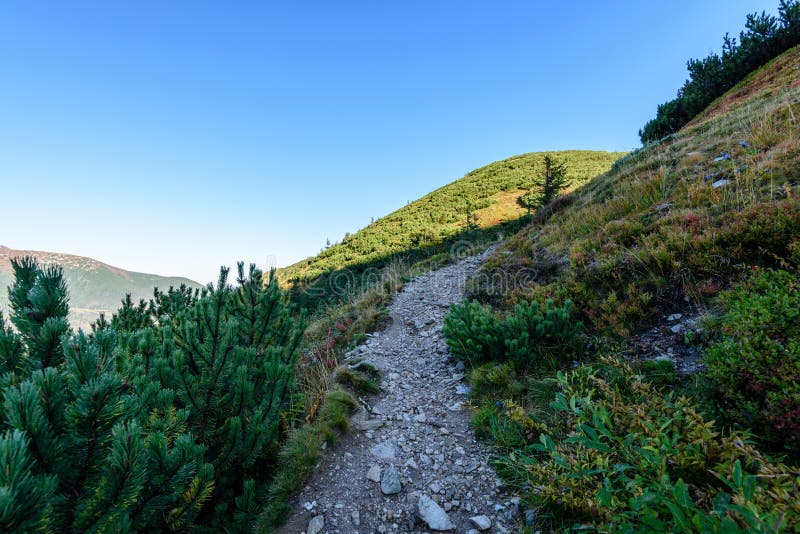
[703,268,800,458]
[443,298,582,369]
[504,299,582,366]
[443,300,506,365]
[0,429,58,531]
[1,332,213,532]
[135,263,303,529]
[7,257,70,372]
[505,360,800,531]
[0,257,307,531]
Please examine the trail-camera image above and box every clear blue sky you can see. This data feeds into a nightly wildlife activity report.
[0,0,779,284]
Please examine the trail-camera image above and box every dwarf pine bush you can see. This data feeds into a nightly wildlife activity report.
[444,298,582,369]
[443,300,506,364]
[0,257,304,531]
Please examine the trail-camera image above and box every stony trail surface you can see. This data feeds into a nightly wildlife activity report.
[279,247,521,534]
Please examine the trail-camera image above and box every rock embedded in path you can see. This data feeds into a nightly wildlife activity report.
[418,494,455,530]
[370,440,397,460]
[381,466,402,495]
[307,515,324,534]
[352,407,385,431]
[524,509,537,527]
[470,515,492,530]
[366,464,382,482]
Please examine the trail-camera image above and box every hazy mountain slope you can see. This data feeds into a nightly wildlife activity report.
[280,150,624,288]
[0,246,202,328]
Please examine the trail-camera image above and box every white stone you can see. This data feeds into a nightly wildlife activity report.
[470,515,492,530]
[366,465,382,482]
[370,441,397,460]
[307,515,325,534]
[418,494,454,531]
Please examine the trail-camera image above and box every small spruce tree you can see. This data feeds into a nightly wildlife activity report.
[517,155,569,215]
[464,201,479,230]
[537,155,569,207]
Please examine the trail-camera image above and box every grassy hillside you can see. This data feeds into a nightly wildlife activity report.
[474,44,800,334]
[443,45,800,531]
[0,246,202,328]
[279,150,624,305]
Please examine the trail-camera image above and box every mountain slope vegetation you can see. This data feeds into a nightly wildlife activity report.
[474,43,800,334]
[3,8,799,533]
[445,44,800,531]
[279,150,624,306]
[0,246,201,327]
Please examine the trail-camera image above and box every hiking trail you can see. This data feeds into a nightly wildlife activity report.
[279,247,520,533]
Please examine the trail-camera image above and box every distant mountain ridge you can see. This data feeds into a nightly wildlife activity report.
[0,245,202,328]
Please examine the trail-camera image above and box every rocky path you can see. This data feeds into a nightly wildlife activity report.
[279,248,520,534]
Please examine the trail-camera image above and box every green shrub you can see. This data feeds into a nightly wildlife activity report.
[444,299,582,369]
[504,299,582,366]
[469,362,524,399]
[505,360,800,532]
[638,358,679,389]
[0,260,304,531]
[443,301,506,365]
[0,259,213,532]
[704,269,800,458]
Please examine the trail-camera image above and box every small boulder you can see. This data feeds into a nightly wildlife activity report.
[307,515,324,534]
[418,494,454,531]
[470,515,492,530]
[366,464,382,483]
[381,466,402,495]
[370,440,397,460]
[525,508,537,527]
[352,407,384,431]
